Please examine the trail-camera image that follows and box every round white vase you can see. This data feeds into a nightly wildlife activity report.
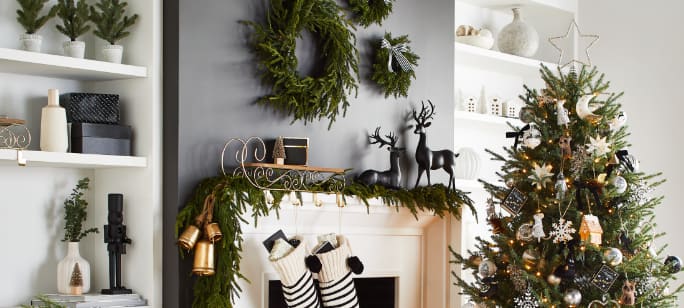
[57,242,91,294]
[102,44,124,63]
[497,8,539,57]
[40,89,69,152]
[63,41,86,58]
[20,34,43,52]
[454,147,481,180]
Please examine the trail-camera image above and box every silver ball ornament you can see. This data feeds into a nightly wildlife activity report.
[603,248,624,266]
[478,260,497,277]
[665,255,682,273]
[611,176,627,194]
[519,107,535,123]
[563,288,582,305]
[547,274,561,286]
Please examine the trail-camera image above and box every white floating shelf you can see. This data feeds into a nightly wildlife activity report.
[455,110,523,126]
[457,0,576,15]
[454,42,557,75]
[0,47,147,81]
[0,149,147,169]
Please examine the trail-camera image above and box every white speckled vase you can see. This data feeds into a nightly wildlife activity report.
[497,8,539,57]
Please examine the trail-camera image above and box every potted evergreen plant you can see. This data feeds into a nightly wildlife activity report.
[56,178,98,294]
[55,0,91,58]
[89,0,138,63]
[16,0,58,52]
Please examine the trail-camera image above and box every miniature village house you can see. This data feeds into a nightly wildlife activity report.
[579,214,603,246]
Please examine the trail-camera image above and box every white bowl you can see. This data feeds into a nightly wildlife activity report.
[455,35,494,50]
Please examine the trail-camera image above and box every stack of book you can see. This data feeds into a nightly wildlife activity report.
[30,293,147,308]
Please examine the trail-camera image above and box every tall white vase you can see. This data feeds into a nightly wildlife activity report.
[497,8,539,57]
[40,89,69,152]
[57,242,91,294]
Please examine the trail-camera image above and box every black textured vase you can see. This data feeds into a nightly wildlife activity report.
[60,93,120,124]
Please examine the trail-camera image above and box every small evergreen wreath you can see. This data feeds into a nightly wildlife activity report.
[241,0,359,128]
[371,32,419,98]
[347,0,393,27]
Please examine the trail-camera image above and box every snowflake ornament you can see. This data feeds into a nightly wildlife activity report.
[549,218,576,243]
[529,163,553,190]
[513,285,540,308]
[586,135,611,157]
[628,180,654,205]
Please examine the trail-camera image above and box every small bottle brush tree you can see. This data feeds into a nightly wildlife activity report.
[69,263,83,295]
[273,137,287,165]
[89,0,139,45]
[56,0,91,42]
[62,178,98,243]
[16,0,58,35]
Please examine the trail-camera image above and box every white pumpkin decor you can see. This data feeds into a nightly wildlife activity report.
[465,96,478,113]
[505,99,523,118]
[454,147,481,180]
[487,96,503,116]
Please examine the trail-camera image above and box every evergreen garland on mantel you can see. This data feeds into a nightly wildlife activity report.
[176,175,475,307]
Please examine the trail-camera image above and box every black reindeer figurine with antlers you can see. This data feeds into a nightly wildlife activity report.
[410,100,459,190]
[357,127,405,189]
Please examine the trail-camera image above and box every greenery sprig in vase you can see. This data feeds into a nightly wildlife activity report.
[55,0,91,58]
[58,177,98,294]
[89,0,139,63]
[16,0,58,52]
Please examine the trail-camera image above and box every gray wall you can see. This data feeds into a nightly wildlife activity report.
[165,0,455,306]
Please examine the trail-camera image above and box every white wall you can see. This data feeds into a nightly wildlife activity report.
[580,1,684,305]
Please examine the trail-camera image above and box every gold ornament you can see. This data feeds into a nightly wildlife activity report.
[192,239,216,276]
[205,222,223,243]
[178,225,201,250]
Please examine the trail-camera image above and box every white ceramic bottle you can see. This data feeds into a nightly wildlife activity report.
[57,242,91,294]
[40,89,69,152]
[497,8,539,57]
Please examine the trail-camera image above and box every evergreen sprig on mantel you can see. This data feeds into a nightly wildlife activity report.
[176,175,475,307]
[240,0,359,129]
[62,178,99,243]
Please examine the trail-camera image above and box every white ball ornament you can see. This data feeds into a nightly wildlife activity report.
[563,289,582,306]
[478,260,497,277]
[603,248,624,266]
[609,111,627,130]
[611,176,628,194]
[522,126,542,149]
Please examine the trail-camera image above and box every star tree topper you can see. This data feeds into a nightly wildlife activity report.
[549,20,600,69]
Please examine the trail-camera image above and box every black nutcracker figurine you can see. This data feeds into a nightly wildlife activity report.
[102,193,133,294]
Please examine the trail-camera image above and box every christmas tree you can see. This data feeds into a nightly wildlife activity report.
[272,136,286,164]
[69,263,83,295]
[452,65,683,307]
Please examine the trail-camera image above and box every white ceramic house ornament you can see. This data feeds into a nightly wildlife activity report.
[504,99,522,118]
[465,96,478,113]
[487,96,503,116]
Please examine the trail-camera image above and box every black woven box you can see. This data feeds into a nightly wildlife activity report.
[71,123,131,156]
[60,93,120,124]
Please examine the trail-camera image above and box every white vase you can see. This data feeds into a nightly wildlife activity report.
[102,44,124,63]
[40,89,69,152]
[63,41,86,58]
[57,242,91,294]
[20,34,43,52]
[454,147,481,180]
[497,8,539,57]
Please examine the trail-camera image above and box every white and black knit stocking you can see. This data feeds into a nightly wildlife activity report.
[271,237,321,308]
[307,235,363,308]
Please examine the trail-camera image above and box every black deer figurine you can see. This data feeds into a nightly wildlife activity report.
[410,100,459,190]
[357,127,404,189]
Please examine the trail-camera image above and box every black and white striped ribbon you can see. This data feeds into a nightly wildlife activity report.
[282,271,321,308]
[381,38,413,73]
[319,271,359,308]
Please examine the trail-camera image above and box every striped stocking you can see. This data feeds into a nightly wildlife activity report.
[308,236,363,308]
[271,237,321,308]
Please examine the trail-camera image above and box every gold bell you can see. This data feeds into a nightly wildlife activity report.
[192,240,215,276]
[178,225,201,250]
[205,222,223,243]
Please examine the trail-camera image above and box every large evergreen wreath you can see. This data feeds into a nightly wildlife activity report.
[371,32,419,98]
[347,0,393,27]
[241,0,359,128]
